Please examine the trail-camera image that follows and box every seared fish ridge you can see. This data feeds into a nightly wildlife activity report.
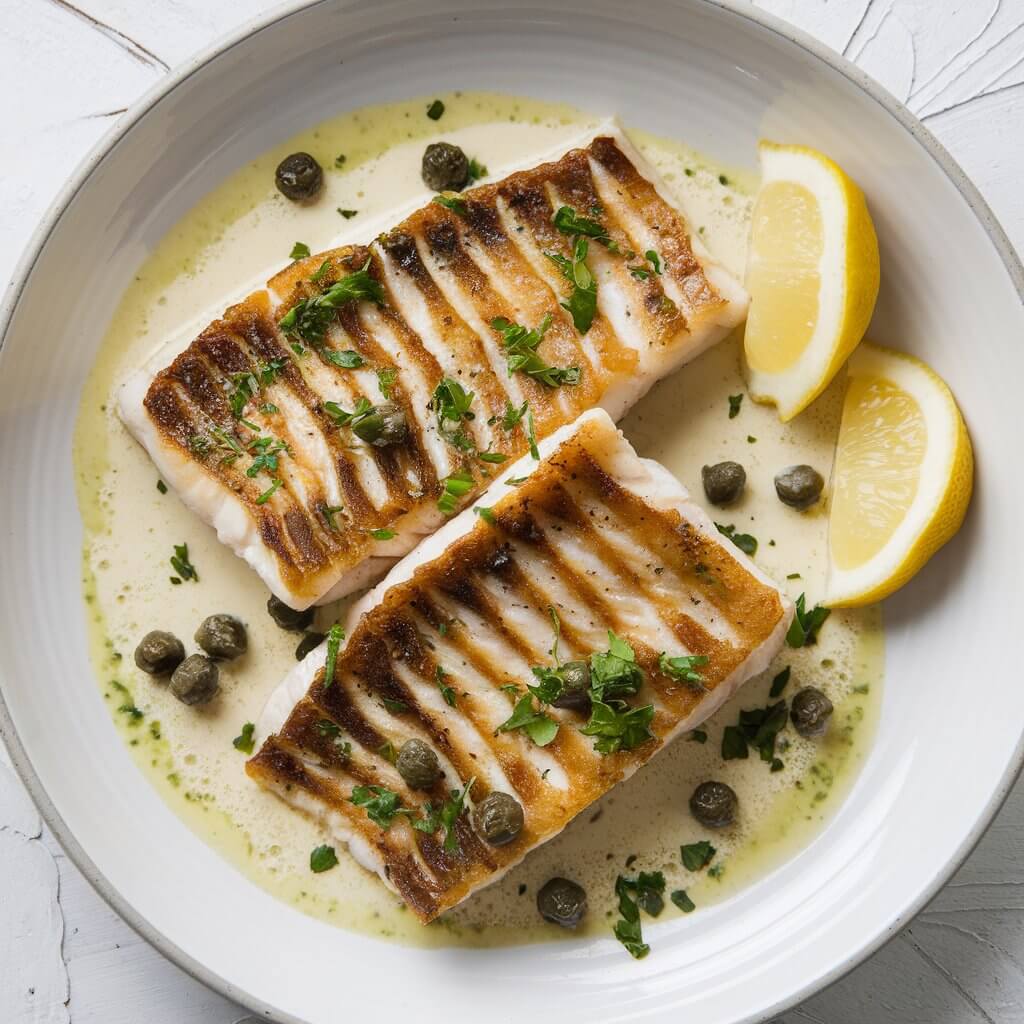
[247,410,792,922]
[120,128,747,608]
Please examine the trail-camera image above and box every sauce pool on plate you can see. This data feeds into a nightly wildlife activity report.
[73,90,883,947]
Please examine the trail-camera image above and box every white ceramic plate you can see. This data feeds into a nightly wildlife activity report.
[2,2,1022,1022]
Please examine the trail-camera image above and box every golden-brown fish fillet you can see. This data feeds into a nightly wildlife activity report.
[119,129,747,609]
[247,410,791,922]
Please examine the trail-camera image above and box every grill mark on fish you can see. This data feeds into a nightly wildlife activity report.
[127,134,746,608]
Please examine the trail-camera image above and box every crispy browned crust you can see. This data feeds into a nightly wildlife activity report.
[247,419,784,922]
[144,138,726,603]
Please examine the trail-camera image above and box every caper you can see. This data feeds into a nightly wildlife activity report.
[701,461,746,506]
[194,614,247,660]
[267,594,314,632]
[536,877,587,929]
[295,631,326,661]
[396,738,441,791]
[689,780,738,829]
[274,152,323,201]
[133,630,185,676]
[774,465,824,509]
[352,403,407,447]
[169,654,220,706]
[421,142,470,192]
[552,661,592,712]
[790,686,834,738]
[473,791,524,846]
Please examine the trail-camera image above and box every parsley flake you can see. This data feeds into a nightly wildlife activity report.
[435,665,457,707]
[169,543,198,583]
[715,522,758,556]
[786,594,831,648]
[426,99,445,120]
[437,470,475,515]
[290,242,311,260]
[490,315,580,388]
[681,840,716,871]
[497,694,559,746]
[278,259,384,343]
[350,784,407,829]
[310,844,338,872]
[323,624,344,689]
[233,722,256,754]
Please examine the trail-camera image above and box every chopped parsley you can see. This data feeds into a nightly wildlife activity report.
[545,237,597,334]
[688,728,708,743]
[680,840,716,871]
[323,397,395,444]
[321,505,344,530]
[612,873,664,959]
[426,98,445,120]
[477,449,507,464]
[322,624,344,689]
[721,725,749,760]
[260,402,279,415]
[290,241,311,260]
[497,694,559,747]
[769,666,791,698]
[232,722,256,754]
[169,542,198,583]
[350,784,406,829]
[580,700,654,754]
[412,776,474,851]
[337,208,358,219]
[433,194,467,216]
[658,652,709,688]
[369,528,396,540]
[246,436,289,478]
[467,157,488,182]
[490,314,581,388]
[627,250,664,281]
[499,399,528,430]
[382,698,408,714]
[226,358,289,419]
[430,376,475,447]
[435,665,457,707]
[278,259,385,343]
[474,506,495,525]
[715,522,758,556]
[526,407,539,460]
[334,154,346,168]
[309,844,338,873]
[376,367,397,398]
[551,205,623,254]
[255,478,282,504]
[589,632,643,702]
[671,890,696,913]
[156,479,167,494]
[437,470,475,515]
[723,699,789,764]
[728,393,743,418]
[786,594,831,647]
[322,348,364,369]
[117,701,143,723]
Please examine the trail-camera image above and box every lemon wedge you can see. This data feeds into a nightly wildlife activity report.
[825,343,973,607]
[744,142,880,421]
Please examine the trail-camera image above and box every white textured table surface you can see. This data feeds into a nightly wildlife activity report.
[2,2,1023,1022]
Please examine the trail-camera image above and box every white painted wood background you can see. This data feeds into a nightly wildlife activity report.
[1,1,1022,1021]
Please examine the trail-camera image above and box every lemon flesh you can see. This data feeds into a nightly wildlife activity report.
[744,142,880,421]
[825,343,973,607]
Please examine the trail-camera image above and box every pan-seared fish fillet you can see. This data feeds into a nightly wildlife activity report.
[119,127,747,609]
[247,409,792,923]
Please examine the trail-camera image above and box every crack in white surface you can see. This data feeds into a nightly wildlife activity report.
[922,78,1024,120]
[902,933,1000,1024]
[45,0,170,72]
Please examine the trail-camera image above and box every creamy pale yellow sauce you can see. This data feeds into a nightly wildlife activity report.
[74,91,883,948]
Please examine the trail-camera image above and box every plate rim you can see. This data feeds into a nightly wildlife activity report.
[1,1,1022,1021]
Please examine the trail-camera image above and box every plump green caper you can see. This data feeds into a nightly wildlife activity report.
[194,614,247,660]
[267,594,314,632]
[169,654,220,706]
[473,791,524,846]
[689,780,738,829]
[421,142,470,192]
[702,461,746,506]
[352,403,408,447]
[552,661,592,712]
[275,152,323,201]
[536,877,588,929]
[133,630,185,676]
[774,464,824,509]
[790,686,834,737]
[295,631,325,661]
[395,738,441,791]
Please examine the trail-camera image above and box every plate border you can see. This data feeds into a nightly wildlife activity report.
[1,1,1022,1021]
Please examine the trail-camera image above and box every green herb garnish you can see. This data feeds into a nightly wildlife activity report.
[433,194,467,216]
[715,522,758,556]
[437,470,475,515]
[309,844,338,873]
[226,358,289,418]
[728,393,743,418]
[435,665,457,707]
[786,594,831,648]
[681,840,716,871]
[467,157,488,182]
[246,436,289,478]
[499,399,528,430]
[369,528,395,540]
[169,543,198,583]
[322,349,364,369]
[490,314,580,387]
[382,698,408,714]
[671,889,696,913]
[118,701,143,723]
[426,99,445,120]
[430,376,475,444]
[769,666,791,698]
[478,449,507,464]
[526,407,539,460]
[658,652,709,688]
[545,237,598,334]
[613,875,654,959]
[323,624,344,689]
[688,728,707,743]
[255,478,282,504]
[552,205,621,253]
[338,208,358,219]
[590,632,643,702]
[721,724,749,760]
[290,242,311,260]
[278,259,384,343]
[377,367,397,398]
[497,694,559,746]
[580,700,654,754]
[233,722,256,754]
[412,776,475,851]
[156,479,167,494]
[321,505,344,530]
[350,784,406,829]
